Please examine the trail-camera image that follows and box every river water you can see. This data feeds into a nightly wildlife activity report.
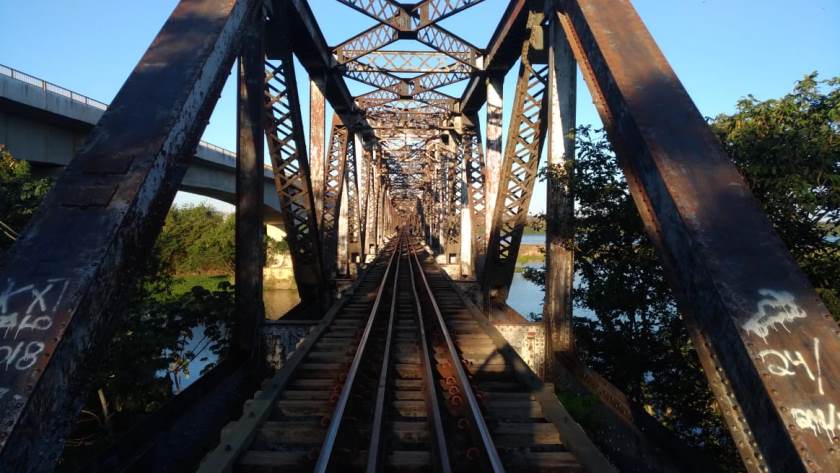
[264,289,301,320]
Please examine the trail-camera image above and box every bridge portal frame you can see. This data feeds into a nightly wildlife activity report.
[0,1,837,472]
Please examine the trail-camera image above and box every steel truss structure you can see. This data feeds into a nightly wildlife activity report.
[482,10,549,303]
[0,1,837,472]
[263,18,325,302]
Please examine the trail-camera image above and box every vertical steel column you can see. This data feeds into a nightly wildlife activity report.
[422,184,434,247]
[436,146,448,249]
[463,121,488,276]
[544,11,577,374]
[483,11,549,304]
[309,76,326,225]
[459,145,473,276]
[358,141,369,262]
[372,162,381,251]
[235,20,265,355]
[444,144,463,264]
[321,115,349,279]
[558,1,840,471]
[337,183,349,276]
[365,147,379,258]
[344,132,362,273]
[484,74,504,245]
[379,180,388,245]
[263,12,325,305]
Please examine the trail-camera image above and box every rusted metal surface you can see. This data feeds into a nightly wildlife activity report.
[462,120,487,275]
[284,0,373,139]
[442,141,464,262]
[484,74,504,248]
[321,115,349,279]
[483,11,549,305]
[0,0,260,470]
[358,142,370,260]
[558,1,840,471]
[543,12,576,374]
[364,147,380,256]
[344,133,363,269]
[234,17,265,355]
[263,10,326,305]
[459,0,529,115]
[309,75,327,226]
[2,0,831,470]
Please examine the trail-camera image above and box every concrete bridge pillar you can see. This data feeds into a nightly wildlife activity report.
[264,225,297,291]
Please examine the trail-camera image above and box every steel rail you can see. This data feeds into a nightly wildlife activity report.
[407,241,505,473]
[365,237,404,472]
[406,238,453,473]
[314,233,403,473]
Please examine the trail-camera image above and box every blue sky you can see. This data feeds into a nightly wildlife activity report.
[1,0,838,213]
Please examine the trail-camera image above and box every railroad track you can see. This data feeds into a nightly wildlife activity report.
[199,233,613,473]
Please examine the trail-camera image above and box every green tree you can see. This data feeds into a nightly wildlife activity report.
[525,74,839,471]
[156,204,236,274]
[712,73,839,316]
[0,146,238,468]
[528,127,740,469]
[0,146,53,255]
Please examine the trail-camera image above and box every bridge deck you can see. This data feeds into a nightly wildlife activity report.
[198,233,611,473]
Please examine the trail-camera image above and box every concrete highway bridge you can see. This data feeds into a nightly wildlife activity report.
[0,64,285,224]
[0,1,837,472]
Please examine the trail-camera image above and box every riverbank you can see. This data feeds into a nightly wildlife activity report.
[517,243,545,266]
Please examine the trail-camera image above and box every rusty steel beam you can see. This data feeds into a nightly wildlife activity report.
[334,0,401,27]
[333,24,399,64]
[416,25,483,69]
[557,1,840,471]
[443,144,464,261]
[460,0,530,114]
[310,76,327,225]
[543,12,576,373]
[343,50,473,73]
[342,68,404,95]
[462,120,487,275]
[483,11,549,304]
[344,133,363,268]
[358,142,370,259]
[263,21,326,305]
[484,74,503,247]
[355,89,400,109]
[414,0,488,29]
[411,70,472,95]
[282,0,372,139]
[413,90,459,112]
[321,115,350,279]
[334,0,486,35]
[0,0,260,470]
[234,18,265,356]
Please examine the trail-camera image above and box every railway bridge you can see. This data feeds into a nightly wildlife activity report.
[0,1,838,472]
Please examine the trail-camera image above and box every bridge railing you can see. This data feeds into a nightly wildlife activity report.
[0,63,109,111]
[1,63,243,162]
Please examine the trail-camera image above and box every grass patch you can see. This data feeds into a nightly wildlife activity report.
[171,274,232,297]
[516,254,545,266]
